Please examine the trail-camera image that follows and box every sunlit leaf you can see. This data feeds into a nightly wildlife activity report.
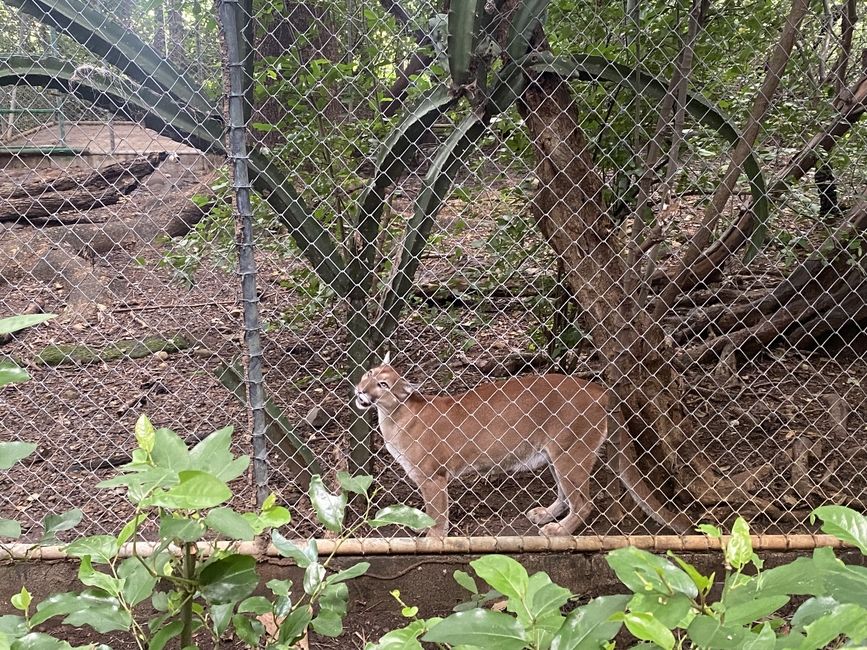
[368,505,435,531]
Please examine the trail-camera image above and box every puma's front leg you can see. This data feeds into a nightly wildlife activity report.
[416,474,450,537]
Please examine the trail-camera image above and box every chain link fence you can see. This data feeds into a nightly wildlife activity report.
[1,0,865,545]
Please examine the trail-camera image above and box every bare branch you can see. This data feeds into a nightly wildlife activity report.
[653,0,812,317]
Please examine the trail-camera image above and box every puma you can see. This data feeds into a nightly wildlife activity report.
[355,355,690,537]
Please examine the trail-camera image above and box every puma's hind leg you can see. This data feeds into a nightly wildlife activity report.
[527,468,568,525]
[539,440,596,536]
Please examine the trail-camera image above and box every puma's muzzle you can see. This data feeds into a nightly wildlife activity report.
[354,389,374,409]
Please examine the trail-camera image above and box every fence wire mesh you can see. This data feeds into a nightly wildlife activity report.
[0,0,865,544]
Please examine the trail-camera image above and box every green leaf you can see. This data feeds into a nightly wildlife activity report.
[606,547,698,598]
[687,614,757,649]
[205,507,255,541]
[272,531,317,568]
[210,602,235,637]
[149,427,191,471]
[619,611,675,650]
[199,554,259,604]
[0,313,55,335]
[798,602,867,650]
[3,0,212,114]
[812,506,867,555]
[791,596,839,630]
[134,414,156,454]
[303,562,326,595]
[248,501,292,533]
[366,620,427,650]
[64,535,119,564]
[726,517,755,571]
[550,594,629,650]
[96,466,176,497]
[279,606,313,645]
[742,622,776,650]
[231,613,264,647]
[374,113,487,335]
[486,61,527,115]
[454,570,478,594]
[0,442,37,470]
[7,632,74,649]
[39,509,82,544]
[237,596,272,615]
[116,513,146,547]
[336,471,373,496]
[526,573,572,617]
[667,552,713,594]
[267,578,292,597]
[517,571,571,648]
[159,514,206,543]
[78,556,123,596]
[0,364,29,386]
[148,620,183,650]
[470,555,529,601]
[326,562,370,585]
[0,614,28,637]
[629,592,694,629]
[423,609,528,649]
[723,555,825,608]
[0,518,21,539]
[30,590,132,632]
[369,505,436,531]
[147,470,231,510]
[723,594,789,626]
[448,0,483,85]
[698,524,723,538]
[308,475,346,533]
[117,556,157,607]
[312,583,348,637]
[189,426,250,482]
[506,0,551,60]
[11,587,31,612]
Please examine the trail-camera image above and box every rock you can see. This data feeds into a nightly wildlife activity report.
[304,406,331,429]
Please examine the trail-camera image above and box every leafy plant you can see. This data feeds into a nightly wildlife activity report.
[3,414,433,649]
[367,506,867,649]
[0,313,82,545]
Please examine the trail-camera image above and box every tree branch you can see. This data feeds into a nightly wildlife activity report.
[653,0,812,317]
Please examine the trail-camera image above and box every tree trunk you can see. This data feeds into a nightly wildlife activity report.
[152,2,166,57]
[253,2,340,147]
[517,74,692,529]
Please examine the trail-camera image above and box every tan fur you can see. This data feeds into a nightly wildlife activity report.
[355,363,612,537]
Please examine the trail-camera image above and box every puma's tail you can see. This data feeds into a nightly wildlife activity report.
[609,411,692,534]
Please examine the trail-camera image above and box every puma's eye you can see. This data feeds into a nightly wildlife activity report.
[377,381,389,389]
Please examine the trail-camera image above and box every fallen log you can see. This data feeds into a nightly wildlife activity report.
[675,201,867,362]
[0,152,167,223]
[34,334,190,366]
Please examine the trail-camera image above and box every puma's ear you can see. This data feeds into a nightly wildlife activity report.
[382,350,391,365]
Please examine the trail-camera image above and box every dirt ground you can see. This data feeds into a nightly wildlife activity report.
[1,135,866,551]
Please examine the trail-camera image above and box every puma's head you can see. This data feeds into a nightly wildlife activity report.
[354,364,415,413]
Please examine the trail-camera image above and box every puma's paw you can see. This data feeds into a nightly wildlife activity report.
[540,521,570,537]
[527,506,555,525]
